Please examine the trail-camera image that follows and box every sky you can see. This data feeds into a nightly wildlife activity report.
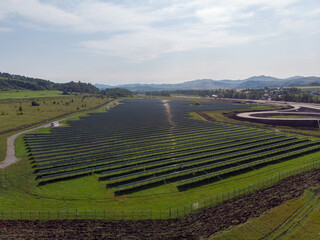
[0,0,319,85]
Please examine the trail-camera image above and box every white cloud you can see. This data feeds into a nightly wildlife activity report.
[0,0,83,28]
[0,27,12,32]
[80,27,260,61]
[0,0,319,61]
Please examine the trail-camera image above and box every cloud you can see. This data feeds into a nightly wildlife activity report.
[80,28,260,61]
[0,0,83,29]
[0,0,319,61]
[0,27,12,32]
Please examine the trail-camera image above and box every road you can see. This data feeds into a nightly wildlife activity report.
[0,99,117,170]
[220,98,320,121]
[0,123,51,169]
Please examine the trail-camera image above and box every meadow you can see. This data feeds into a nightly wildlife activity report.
[0,90,63,99]
[1,93,320,240]
[0,99,319,220]
[0,91,110,161]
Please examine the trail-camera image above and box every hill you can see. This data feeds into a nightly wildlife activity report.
[0,72,100,93]
[95,75,320,91]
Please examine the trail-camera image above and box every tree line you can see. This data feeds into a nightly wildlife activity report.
[0,72,133,97]
[144,87,320,104]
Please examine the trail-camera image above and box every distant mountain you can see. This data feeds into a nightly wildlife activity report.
[95,75,320,91]
[94,84,115,89]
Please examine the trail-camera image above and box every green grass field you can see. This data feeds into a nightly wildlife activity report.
[1,94,320,237]
[0,94,108,132]
[209,187,320,240]
[0,90,63,99]
[0,92,112,162]
[0,128,319,217]
[295,86,320,90]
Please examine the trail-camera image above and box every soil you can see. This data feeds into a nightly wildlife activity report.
[1,169,320,240]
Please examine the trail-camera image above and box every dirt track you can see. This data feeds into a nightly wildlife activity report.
[1,168,320,240]
[0,100,113,169]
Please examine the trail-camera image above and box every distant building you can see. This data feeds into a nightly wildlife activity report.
[51,121,59,127]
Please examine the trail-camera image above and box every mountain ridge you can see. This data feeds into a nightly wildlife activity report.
[95,75,320,91]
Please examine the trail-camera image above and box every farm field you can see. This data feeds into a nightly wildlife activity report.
[0,98,319,220]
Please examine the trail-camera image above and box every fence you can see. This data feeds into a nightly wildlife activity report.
[1,160,320,220]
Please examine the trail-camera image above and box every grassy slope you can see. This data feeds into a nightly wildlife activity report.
[0,94,107,132]
[0,92,111,161]
[287,198,320,240]
[0,90,63,99]
[209,188,320,240]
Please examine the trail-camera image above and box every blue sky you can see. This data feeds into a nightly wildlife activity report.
[0,0,319,85]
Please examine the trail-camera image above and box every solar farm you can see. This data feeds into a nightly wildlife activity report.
[25,99,320,195]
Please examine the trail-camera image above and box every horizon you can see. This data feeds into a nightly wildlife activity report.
[0,0,319,85]
[95,75,320,86]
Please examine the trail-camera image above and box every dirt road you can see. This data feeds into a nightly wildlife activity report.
[0,100,115,170]
[0,123,51,169]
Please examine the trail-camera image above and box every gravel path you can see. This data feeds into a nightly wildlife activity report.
[0,123,51,169]
[0,113,85,169]
[0,100,115,170]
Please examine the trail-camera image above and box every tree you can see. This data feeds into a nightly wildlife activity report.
[31,101,40,106]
